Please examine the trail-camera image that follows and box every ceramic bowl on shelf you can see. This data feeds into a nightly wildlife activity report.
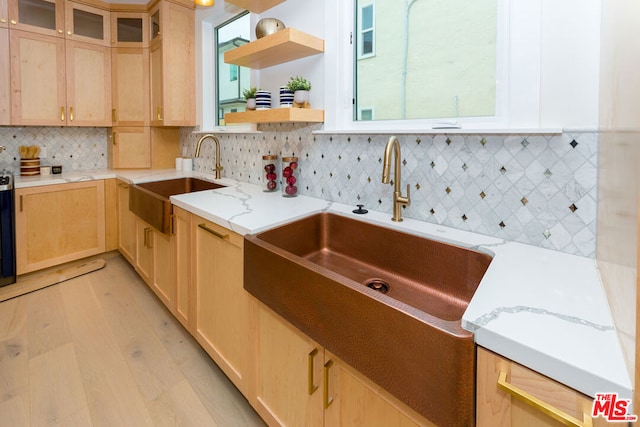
[255,18,286,39]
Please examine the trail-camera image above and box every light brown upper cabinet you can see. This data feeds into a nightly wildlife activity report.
[110,11,148,48]
[148,0,195,127]
[7,0,64,37]
[0,27,9,124]
[111,46,149,126]
[10,28,111,126]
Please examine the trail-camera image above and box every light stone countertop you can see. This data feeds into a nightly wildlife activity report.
[14,169,632,400]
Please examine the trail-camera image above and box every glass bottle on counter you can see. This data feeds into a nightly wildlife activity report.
[262,155,278,192]
[282,156,299,197]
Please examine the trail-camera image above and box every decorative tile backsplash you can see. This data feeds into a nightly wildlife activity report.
[0,127,108,173]
[0,125,596,257]
[181,125,598,257]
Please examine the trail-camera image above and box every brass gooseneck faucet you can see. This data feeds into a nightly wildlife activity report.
[194,134,223,179]
[382,136,411,222]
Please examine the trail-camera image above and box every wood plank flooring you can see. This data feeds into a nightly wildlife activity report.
[0,252,265,427]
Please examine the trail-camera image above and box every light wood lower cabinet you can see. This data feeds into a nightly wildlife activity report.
[117,203,436,426]
[193,217,253,396]
[254,303,433,427]
[116,180,136,264]
[477,347,607,427]
[16,180,105,274]
[173,206,192,331]
[150,227,174,309]
[134,217,153,285]
[254,303,323,427]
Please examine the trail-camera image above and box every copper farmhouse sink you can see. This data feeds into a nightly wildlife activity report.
[244,212,493,426]
[130,177,226,233]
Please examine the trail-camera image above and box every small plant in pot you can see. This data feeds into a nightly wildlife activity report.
[243,87,258,110]
[286,76,311,107]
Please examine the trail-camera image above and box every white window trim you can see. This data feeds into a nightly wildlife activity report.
[323,0,542,133]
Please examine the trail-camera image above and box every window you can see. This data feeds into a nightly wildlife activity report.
[215,12,250,125]
[359,4,374,57]
[360,108,373,121]
[230,64,239,82]
[354,0,499,122]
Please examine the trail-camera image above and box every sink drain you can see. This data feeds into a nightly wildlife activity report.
[365,279,390,294]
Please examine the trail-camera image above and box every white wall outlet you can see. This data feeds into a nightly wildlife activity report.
[40,146,47,159]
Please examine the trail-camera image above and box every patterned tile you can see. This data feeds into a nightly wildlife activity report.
[0,127,108,174]
[177,128,599,257]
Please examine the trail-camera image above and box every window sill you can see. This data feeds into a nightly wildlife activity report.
[313,128,564,135]
[193,125,261,134]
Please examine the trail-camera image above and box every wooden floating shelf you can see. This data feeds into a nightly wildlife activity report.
[224,108,324,124]
[224,28,324,69]
[224,0,286,13]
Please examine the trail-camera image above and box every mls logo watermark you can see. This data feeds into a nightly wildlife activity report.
[592,393,637,422]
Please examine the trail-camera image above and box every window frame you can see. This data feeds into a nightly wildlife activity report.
[323,0,512,132]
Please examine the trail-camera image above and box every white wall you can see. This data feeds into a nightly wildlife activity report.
[252,0,325,110]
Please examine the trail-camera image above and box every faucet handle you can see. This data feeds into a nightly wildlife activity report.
[397,184,411,207]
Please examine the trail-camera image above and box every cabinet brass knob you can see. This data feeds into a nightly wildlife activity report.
[11,19,17,25]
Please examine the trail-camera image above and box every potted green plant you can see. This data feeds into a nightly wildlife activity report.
[243,87,257,110]
[286,76,311,106]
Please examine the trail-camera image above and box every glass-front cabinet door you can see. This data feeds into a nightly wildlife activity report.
[8,0,64,37]
[149,2,160,43]
[111,11,147,47]
[64,1,109,46]
[1,0,8,28]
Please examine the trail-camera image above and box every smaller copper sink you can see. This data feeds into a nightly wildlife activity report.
[130,177,226,233]
[244,212,493,426]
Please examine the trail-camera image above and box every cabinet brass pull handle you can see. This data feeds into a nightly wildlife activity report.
[112,132,117,145]
[157,106,163,121]
[112,108,117,122]
[198,223,228,240]
[308,348,319,395]
[0,18,7,23]
[69,106,73,121]
[169,214,175,236]
[145,228,153,249]
[117,182,129,189]
[497,371,592,427]
[19,195,23,212]
[61,106,65,121]
[323,360,334,409]
[10,19,17,25]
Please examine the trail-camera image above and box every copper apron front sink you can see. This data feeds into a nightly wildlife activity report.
[130,177,226,233]
[244,212,493,426]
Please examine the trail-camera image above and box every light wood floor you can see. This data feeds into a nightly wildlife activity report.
[0,252,265,426]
